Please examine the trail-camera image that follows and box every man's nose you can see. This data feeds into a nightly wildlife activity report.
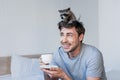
[62,36,68,42]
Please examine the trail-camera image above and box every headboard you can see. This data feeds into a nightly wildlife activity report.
[0,54,41,75]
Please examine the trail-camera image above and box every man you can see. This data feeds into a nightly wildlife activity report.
[41,9,107,80]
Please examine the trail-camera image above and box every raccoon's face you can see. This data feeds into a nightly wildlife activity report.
[59,8,70,16]
[59,8,71,19]
[60,14,69,19]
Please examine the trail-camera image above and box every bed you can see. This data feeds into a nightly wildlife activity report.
[0,53,52,80]
[1,53,120,80]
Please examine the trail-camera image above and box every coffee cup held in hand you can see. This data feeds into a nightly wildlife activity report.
[39,54,52,65]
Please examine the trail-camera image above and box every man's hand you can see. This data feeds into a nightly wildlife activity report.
[87,77,101,80]
[42,67,72,80]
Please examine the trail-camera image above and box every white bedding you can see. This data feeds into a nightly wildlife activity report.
[0,74,11,80]
[0,54,45,80]
[0,74,44,80]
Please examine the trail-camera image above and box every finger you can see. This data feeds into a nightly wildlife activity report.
[44,69,58,75]
[50,67,59,71]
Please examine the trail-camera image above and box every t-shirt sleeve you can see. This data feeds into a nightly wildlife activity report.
[86,49,104,78]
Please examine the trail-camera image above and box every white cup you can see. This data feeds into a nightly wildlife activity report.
[41,54,52,64]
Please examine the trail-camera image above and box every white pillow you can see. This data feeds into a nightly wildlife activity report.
[18,75,44,80]
[11,54,44,80]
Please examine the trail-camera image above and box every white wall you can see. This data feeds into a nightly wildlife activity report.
[0,0,60,56]
[99,0,120,70]
[0,0,98,57]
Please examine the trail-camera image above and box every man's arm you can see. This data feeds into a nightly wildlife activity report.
[87,77,101,80]
[86,49,105,80]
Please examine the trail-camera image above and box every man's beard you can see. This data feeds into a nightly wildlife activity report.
[62,42,79,53]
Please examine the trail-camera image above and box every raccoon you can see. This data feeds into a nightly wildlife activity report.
[58,8,76,23]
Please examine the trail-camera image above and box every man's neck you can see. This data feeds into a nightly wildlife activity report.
[68,43,82,58]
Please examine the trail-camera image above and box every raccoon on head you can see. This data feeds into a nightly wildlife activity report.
[58,8,76,23]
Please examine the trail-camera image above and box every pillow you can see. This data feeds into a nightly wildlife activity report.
[11,54,44,80]
[18,75,43,80]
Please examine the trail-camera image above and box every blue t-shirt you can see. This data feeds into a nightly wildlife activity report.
[51,43,107,80]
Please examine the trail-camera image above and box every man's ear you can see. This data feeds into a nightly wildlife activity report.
[79,34,84,42]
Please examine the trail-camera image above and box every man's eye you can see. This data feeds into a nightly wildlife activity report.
[67,34,73,37]
[60,33,63,36]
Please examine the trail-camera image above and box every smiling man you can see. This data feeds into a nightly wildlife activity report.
[41,8,107,80]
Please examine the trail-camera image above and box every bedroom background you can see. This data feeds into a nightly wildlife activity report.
[0,0,120,74]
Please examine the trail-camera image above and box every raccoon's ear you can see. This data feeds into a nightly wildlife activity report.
[68,8,70,10]
[58,10,62,12]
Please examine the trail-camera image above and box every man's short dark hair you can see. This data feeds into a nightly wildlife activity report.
[58,20,85,36]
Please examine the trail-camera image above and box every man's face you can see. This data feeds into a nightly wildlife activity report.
[60,27,83,53]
